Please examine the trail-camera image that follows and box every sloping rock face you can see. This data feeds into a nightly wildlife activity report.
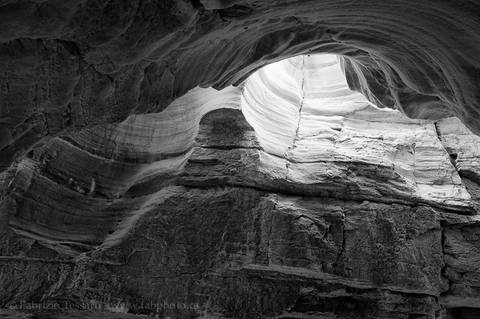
[1,54,480,319]
[0,106,478,319]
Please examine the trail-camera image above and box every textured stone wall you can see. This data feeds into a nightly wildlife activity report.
[2,104,480,318]
[2,1,480,318]
[1,55,480,318]
[2,0,480,171]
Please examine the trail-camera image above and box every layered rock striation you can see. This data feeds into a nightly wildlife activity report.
[1,54,480,318]
[2,0,480,172]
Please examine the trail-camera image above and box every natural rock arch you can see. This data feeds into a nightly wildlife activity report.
[2,0,480,171]
[2,1,480,318]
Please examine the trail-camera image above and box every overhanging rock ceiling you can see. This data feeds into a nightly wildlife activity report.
[2,1,480,318]
[2,0,480,171]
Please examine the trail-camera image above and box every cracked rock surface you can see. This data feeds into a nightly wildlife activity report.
[2,3,480,316]
[2,0,480,171]
[1,54,480,318]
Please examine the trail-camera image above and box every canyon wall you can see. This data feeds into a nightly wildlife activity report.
[2,0,480,171]
[2,1,480,318]
[1,55,480,318]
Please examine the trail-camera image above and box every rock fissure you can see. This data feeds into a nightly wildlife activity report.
[2,3,480,316]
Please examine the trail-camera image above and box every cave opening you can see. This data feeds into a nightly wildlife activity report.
[231,53,472,212]
[240,53,376,156]
[2,2,480,318]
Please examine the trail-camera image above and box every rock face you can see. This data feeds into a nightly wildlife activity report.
[1,52,480,319]
[2,0,480,316]
[2,0,480,171]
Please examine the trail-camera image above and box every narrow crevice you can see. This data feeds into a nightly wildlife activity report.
[285,56,306,180]
[290,55,306,154]
[434,121,480,213]
[265,200,276,266]
[331,212,347,274]
[199,145,261,150]
[175,180,464,213]
[59,135,192,164]
[434,121,457,171]
[439,222,453,298]
[0,255,76,264]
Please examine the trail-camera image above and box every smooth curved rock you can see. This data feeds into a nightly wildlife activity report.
[2,102,480,317]
[240,55,475,212]
[2,3,480,315]
[2,0,480,171]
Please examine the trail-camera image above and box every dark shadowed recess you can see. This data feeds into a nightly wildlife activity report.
[2,0,480,171]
